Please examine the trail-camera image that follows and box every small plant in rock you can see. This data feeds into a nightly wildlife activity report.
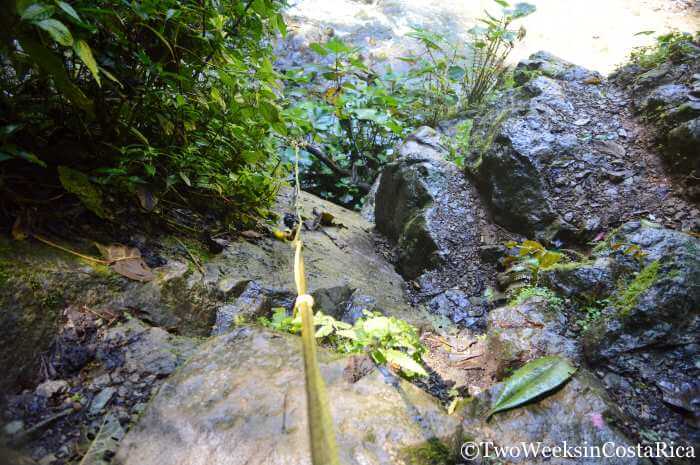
[504,239,565,285]
[260,308,427,377]
[509,286,563,312]
[629,31,700,69]
[575,299,609,331]
[444,119,474,168]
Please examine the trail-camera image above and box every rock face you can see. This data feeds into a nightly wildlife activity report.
[612,37,700,184]
[115,327,462,465]
[584,221,700,397]
[373,127,497,325]
[539,258,616,301]
[205,188,422,329]
[485,296,579,380]
[468,51,700,241]
[461,370,651,465]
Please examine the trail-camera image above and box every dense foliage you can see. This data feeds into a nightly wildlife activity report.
[1,0,287,223]
[283,1,534,207]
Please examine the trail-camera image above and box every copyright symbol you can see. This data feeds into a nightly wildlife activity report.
[461,442,480,461]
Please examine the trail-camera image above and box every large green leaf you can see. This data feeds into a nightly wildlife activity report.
[56,1,81,23]
[19,37,93,111]
[20,3,55,21]
[382,349,427,377]
[35,18,73,46]
[73,39,100,86]
[488,356,576,418]
[58,166,110,218]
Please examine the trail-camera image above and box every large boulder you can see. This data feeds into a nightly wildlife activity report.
[468,51,699,241]
[373,127,497,324]
[115,327,462,465]
[583,220,700,450]
[584,220,700,382]
[460,370,651,465]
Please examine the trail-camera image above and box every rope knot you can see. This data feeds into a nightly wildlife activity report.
[295,294,315,309]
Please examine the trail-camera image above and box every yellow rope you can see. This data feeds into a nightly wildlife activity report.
[291,143,340,465]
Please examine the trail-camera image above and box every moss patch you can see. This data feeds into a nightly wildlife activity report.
[613,260,660,317]
[400,438,456,465]
[509,286,563,312]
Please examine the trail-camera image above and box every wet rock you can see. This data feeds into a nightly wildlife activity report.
[666,117,700,175]
[115,327,462,465]
[584,221,700,445]
[373,127,497,319]
[539,258,615,301]
[342,292,378,324]
[460,370,650,465]
[100,318,198,377]
[467,73,564,240]
[88,387,116,416]
[585,221,700,363]
[204,188,422,326]
[212,281,274,335]
[514,50,601,84]
[35,380,69,399]
[428,290,485,327]
[469,50,699,243]
[612,36,700,183]
[638,83,689,114]
[374,127,449,278]
[485,295,579,380]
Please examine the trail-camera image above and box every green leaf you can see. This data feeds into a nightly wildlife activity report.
[507,2,536,19]
[20,3,55,21]
[98,66,123,88]
[488,356,576,418]
[0,144,47,167]
[56,1,81,22]
[315,324,333,338]
[18,37,92,112]
[448,65,465,81]
[179,171,191,187]
[35,18,73,46]
[73,39,100,86]
[382,349,427,377]
[309,43,329,56]
[58,166,110,218]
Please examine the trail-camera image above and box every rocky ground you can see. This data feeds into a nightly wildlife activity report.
[2,22,700,465]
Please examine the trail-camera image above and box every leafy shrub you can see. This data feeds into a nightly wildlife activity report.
[282,1,535,207]
[0,0,287,221]
[400,1,534,125]
[283,38,409,207]
[629,31,699,69]
[261,308,427,377]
